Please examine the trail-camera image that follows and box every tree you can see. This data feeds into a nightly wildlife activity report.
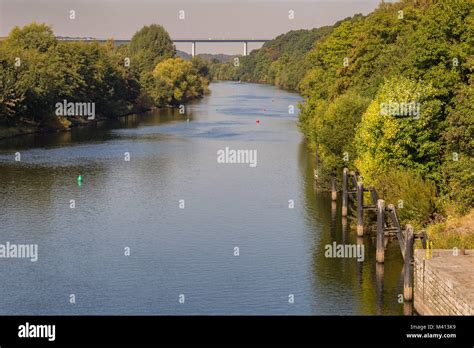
[150,58,208,106]
[441,81,474,213]
[129,24,176,74]
[5,22,57,52]
[354,76,443,183]
[0,45,27,124]
[191,56,212,81]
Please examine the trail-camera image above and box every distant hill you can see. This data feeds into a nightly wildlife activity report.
[196,53,234,63]
[176,50,233,62]
[176,50,192,60]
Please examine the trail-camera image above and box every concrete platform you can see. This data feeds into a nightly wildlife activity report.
[414,249,474,315]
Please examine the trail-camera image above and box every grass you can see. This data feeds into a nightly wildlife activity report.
[423,209,474,249]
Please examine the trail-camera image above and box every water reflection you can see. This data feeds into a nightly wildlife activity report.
[0,82,406,315]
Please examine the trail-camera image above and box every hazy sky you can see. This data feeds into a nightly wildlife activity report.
[0,0,389,54]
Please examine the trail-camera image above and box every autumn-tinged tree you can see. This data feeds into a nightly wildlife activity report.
[354,76,443,182]
[150,58,208,106]
[5,22,57,52]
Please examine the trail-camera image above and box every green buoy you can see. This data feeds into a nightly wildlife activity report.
[77,175,83,186]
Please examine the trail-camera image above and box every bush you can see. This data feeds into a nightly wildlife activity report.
[300,91,370,170]
[425,209,474,249]
[355,76,443,183]
[371,167,437,226]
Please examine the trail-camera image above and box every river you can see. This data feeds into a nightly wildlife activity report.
[0,81,405,315]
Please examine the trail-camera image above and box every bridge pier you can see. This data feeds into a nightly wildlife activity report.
[191,42,196,57]
[243,42,248,56]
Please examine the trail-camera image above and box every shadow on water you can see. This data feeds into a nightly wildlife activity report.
[0,108,186,152]
[0,81,408,315]
[299,141,406,315]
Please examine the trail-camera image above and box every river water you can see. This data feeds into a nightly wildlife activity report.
[0,81,404,315]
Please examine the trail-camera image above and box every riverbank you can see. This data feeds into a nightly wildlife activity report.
[0,125,39,140]
[0,120,102,141]
[0,81,406,315]
[0,108,153,142]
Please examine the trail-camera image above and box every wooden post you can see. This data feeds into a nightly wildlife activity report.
[330,201,337,239]
[370,188,378,206]
[331,174,337,201]
[342,217,348,245]
[342,168,348,217]
[356,236,364,284]
[375,263,384,315]
[356,181,364,236]
[388,204,404,259]
[403,302,413,316]
[403,224,414,302]
[376,199,385,263]
[421,231,427,249]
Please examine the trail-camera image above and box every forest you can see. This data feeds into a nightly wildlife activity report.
[0,23,209,134]
[209,26,334,91]
[211,0,473,247]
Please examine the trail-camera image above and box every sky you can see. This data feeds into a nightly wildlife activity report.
[0,0,390,54]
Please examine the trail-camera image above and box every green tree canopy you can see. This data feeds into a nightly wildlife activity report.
[5,22,57,52]
[129,24,176,74]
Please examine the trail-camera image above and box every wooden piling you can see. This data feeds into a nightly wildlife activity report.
[331,174,337,201]
[375,262,384,315]
[330,200,337,239]
[356,181,364,236]
[342,168,348,217]
[403,224,414,302]
[403,301,413,316]
[342,217,348,244]
[370,188,378,206]
[376,199,385,263]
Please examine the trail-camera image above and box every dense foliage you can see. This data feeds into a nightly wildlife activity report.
[128,24,176,75]
[210,0,473,225]
[0,23,140,128]
[126,25,208,108]
[0,22,209,131]
[149,58,209,106]
[298,0,473,222]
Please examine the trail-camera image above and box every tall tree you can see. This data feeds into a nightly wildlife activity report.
[129,24,176,75]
